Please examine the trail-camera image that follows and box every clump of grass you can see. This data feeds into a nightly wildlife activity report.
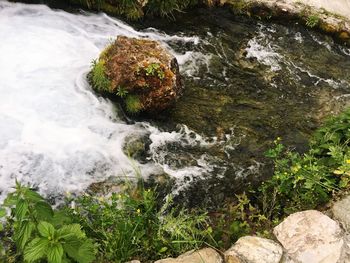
[306,14,320,28]
[90,59,111,92]
[71,180,213,262]
[125,94,143,114]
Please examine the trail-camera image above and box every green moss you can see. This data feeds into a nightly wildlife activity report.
[90,59,111,92]
[125,94,143,114]
[306,14,320,28]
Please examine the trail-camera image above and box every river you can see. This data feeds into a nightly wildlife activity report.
[1,0,350,207]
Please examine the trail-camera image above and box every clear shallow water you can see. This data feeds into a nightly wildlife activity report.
[1,1,350,206]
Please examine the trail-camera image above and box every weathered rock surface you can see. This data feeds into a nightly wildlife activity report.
[91,36,183,114]
[226,0,350,45]
[274,210,344,263]
[332,195,350,232]
[224,236,283,263]
[154,248,223,263]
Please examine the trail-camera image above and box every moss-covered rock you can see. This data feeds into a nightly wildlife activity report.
[89,36,183,115]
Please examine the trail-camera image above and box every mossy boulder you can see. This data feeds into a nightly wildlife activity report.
[90,36,183,115]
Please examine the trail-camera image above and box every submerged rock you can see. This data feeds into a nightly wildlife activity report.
[224,236,283,263]
[274,210,344,263]
[89,36,183,115]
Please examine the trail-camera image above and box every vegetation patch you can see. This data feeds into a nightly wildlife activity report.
[0,180,214,262]
[306,14,320,28]
[210,109,350,247]
[0,182,96,263]
[68,0,199,20]
[89,59,111,93]
[125,94,143,114]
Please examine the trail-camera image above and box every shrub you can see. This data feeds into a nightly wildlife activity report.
[0,182,96,263]
[261,110,350,219]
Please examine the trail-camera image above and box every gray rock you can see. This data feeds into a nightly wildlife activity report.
[154,248,223,263]
[274,210,344,263]
[332,195,350,231]
[224,236,283,263]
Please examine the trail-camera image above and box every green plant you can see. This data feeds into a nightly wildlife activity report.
[116,86,129,98]
[306,14,320,28]
[69,0,198,20]
[72,182,213,262]
[125,94,143,114]
[143,63,165,80]
[210,193,270,249]
[89,59,111,92]
[0,182,96,263]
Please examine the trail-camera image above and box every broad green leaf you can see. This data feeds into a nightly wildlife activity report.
[3,193,17,206]
[73,240,96,263]
[63,237,81,260]
[38,221,55,238]
[62,255,72,263]
[24,189,45,202]
[23,237,49,263]
[51,210,73,227]
[0,208,6,218]
[15,220,35,249]
[57,224,85,240]
[15,199,29,220]
[47,243,64,263]
[34,201,54,221]
[0,223,3,232]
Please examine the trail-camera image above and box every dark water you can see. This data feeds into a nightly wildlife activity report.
[131,8,350,207]
[3,2,350,208]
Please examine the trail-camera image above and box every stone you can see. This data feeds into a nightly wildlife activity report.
[90,36,183,115]
[274,210,344,263]
[122,134,151,163]
[332,195,350,231]
[224,236,283,263]
[126,261,141,263]
[154,248,223,263]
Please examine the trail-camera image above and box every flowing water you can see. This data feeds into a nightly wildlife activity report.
[1,1,350,207]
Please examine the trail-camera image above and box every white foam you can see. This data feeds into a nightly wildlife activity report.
[245,26,282,71]
[0,1,204,201]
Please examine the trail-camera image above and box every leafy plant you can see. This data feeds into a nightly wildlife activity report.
[72,182,213,262]
[210,193,270,249]
[143,63,165,80]
[306,15,320,28]
[0,182,96,263]
[116,86,129,98]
